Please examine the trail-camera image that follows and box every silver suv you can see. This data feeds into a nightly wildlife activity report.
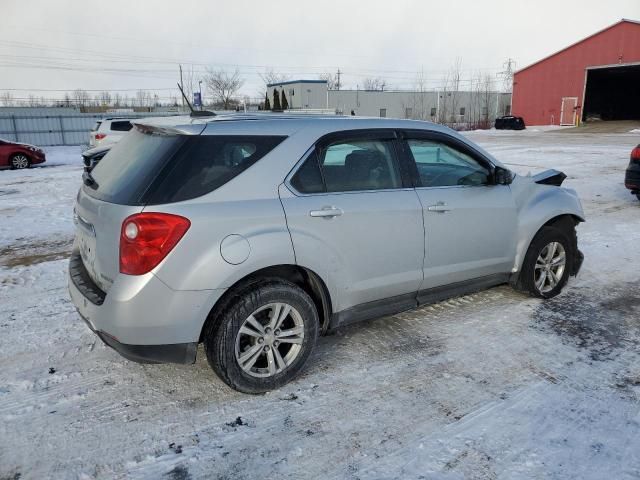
[69,114,584,393]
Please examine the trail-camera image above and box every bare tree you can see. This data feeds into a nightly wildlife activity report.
[260,68,290,88]
[404,69,430,120]
[204,68,244,109]
[99,91,112,106]
[0,92,14,106]
[362,77,387,91]
[319,72,339,90]
[73,89,90,108]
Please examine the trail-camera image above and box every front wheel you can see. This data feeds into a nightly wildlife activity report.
[516,226,574,299]
[10,154,30,169]
[204,280,319,393]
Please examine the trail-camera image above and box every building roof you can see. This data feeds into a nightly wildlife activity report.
[515,19,640,75]
[266,79,328,87]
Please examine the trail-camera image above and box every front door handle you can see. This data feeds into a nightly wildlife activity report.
[309,206,343,218]
[427,202,452,213]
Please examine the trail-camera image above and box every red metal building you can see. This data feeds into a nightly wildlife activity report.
[512,19,640,126]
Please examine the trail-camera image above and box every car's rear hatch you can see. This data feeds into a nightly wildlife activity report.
[75,121,286,293]
[76,126,196,292]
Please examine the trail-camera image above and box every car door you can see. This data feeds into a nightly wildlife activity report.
[280,130,425,319]
[400,131,517,291]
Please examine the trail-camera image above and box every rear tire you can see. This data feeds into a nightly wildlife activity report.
[515,226,574,299]
[10,154,30,169]
[204,280,319,394]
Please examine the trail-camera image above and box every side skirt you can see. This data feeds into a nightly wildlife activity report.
[329,273,510,330]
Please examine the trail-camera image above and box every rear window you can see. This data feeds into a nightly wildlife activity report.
[91,121,102,132]
[85,128,286,205]
[110,121,133,132]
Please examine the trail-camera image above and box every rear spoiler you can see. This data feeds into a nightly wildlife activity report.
[133,122,206,136]
[533,169,567,186]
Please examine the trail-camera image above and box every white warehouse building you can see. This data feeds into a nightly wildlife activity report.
[267,80,512,125]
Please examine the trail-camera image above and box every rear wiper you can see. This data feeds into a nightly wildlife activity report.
[82,171,99,189]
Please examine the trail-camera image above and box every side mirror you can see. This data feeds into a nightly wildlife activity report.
[494,166,513,185]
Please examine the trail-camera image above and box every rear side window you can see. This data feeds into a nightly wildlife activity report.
[91,121,102,132]
[292,137,402,193]
[147,135,285,204]
[86,128,285,205]
[110,121,133,132]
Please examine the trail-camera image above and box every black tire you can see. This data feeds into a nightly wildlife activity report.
[10,153,31,169]
[204,280,319,394]
[636,194,640,202]
[516,225,574,299]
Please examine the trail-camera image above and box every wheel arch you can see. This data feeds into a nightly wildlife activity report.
[199,264,333,343]
[513,212,583,277]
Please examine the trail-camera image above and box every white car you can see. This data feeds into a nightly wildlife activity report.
[89,118,134,147]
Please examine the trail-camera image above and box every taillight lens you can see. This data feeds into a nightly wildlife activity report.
[631,145,640,162]
[95,133,106,140]
[119,213,190,275]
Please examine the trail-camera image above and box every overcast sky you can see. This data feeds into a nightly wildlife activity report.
[2,0,639,103]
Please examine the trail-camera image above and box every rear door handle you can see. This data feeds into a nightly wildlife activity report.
[427,203,452,213]
[309,206,343,218]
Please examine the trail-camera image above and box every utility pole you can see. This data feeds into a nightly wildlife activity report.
[498,58,516,93]
[179,64,185,110]
[336,68,342,91]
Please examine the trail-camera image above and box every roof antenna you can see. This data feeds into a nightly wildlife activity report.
[177,83,215,117]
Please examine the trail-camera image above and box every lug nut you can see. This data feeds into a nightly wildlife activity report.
[273,340,280,347]
[274,329,281,336]
[265,327,272,334]
[258,337,264,344]
[264,345,270,352]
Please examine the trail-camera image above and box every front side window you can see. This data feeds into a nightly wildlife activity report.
[291,137,402,193]
[407,139,490,187]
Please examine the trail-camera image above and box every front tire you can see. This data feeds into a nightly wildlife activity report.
[10,154,30,169]
[204,280,319,393]
[516,226,574,299]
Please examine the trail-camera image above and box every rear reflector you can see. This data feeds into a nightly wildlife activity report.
[119,213,190,275]
[631,145,640,162]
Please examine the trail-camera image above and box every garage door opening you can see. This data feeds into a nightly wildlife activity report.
[583,63,640,121]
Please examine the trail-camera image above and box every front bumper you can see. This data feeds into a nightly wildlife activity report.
[625,163,640,193]
[68,250,224,364]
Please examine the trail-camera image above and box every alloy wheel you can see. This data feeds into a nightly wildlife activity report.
[534,241,566,293]
[235,302,305,378]
[11,154,29,169]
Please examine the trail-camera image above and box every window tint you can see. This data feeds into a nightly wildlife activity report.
[318,138,401,192]
[407,139,490,187]
[110,121,133,132]
[290,155,324,194]
[86,129,285,205]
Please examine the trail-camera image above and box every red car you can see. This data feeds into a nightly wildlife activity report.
[0,138,46,169]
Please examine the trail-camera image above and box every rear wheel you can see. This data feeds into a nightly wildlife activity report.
[10,154,30,169]
[204,280,318,393]
[516,226,574,299]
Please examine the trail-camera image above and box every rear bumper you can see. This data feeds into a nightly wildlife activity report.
[68,249,224,364]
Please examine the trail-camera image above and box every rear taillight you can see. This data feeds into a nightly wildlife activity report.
[95,133,107,140]
[119,213,190,275]
[631,145,640,162]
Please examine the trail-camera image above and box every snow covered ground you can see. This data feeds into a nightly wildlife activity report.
[0,130,639,479]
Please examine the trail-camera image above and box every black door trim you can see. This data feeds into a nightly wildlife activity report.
[329,273,510,330]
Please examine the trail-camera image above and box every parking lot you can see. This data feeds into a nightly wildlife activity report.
[0,129,639,479]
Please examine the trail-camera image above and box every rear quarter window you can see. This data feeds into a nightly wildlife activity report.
[86,128,286,205]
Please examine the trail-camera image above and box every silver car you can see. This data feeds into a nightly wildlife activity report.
[69,114,584,393]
